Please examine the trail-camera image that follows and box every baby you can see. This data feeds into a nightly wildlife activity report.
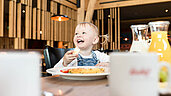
[54,22,109,68]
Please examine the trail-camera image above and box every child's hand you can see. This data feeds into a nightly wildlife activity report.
[95,62,109,67]
[63,50,78,67]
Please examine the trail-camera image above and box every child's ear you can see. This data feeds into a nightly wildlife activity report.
[93,37,99,44]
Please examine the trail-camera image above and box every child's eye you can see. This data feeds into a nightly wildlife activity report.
[82,32,86,34]
[75,33,78,35]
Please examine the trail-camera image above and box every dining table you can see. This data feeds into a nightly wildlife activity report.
[41,75,109,96]
[41,75,171,96]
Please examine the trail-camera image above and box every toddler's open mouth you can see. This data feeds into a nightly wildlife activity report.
[77,39,84,43]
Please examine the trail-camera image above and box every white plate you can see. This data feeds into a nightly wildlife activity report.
[46,66,110,80]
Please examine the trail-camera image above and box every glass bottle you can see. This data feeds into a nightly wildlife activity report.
[148,21,171,65]
[130,24,149,53]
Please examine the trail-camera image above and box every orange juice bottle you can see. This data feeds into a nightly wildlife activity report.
[148,21,171,65]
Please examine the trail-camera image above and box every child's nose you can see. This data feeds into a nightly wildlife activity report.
[76,34,81,37]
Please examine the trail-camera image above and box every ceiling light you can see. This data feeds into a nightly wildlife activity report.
[165,9,169,13]
[108,15,110,18]
[51,15,69,21]
[22,10,25,13]
[40,31,42,34]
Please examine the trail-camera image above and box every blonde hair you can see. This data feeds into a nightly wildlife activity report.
[75,22,99,36]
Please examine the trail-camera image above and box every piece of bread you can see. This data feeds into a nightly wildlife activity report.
[73,47,80,54]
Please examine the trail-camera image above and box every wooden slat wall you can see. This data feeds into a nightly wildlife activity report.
[114,8,117,49]
[13,1,16,37]
[97,10,100,49]
[1,0,77,49]
[110,8,113,50]
[29,7,32,39]
[50,1,54,42]
[101,9,104,49]
[95,7,121,50]
[41,10,45,40]
[25,6,30,39]
[0,0,4,37]
[65,7,68,41]
[9,1,14,37]
[117,7,120,50]
[33,8,37,39]
[53,1,57,41]
[17,3,21,38]
[37,9,41,40]
[68,8,71,42]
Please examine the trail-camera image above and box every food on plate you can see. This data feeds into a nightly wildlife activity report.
[60,68,105,74]
[73,47,80,55]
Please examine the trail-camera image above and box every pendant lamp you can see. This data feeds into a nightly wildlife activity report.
[51,15,69,21]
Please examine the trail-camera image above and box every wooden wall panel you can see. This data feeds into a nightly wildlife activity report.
[44,11,47,40]
[21,0,25,4]
[24,0,28,5]
[47,12,51,41]
[37,9,41,40]
[50,1,54,41]
[59,5,64,41]
[21,38,25,49]
[17,3,21,38]
[46,12,48,40]
[108,14,110,50]
[19,38,22,49]
[5,38,9,49]
[53,2,57,14]
[65,7,68,41]
[110,8,113,50]
[14,38,19,49]
[71,10,75,41]
[101,9,104,49]
[33,8,37,39]
[61,21,64,41]
[50,1,53,13]
[0,0,4,37]
[1,0,78,49]
[63,6,67,41]
[50,18,54,41]
[41,10,45,40]
[25,6,30,39]
[37,0,41,9]
[29,7,32,39]
[118,7,120,50]
[54,2,58,41]
[29,0,32,7]
[53,21,57,41]
[114,8,117,49]
[13,1,16,37]
[42,0,45,10]
[9,1,14,37]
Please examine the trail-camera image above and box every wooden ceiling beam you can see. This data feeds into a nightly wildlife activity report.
[77,0,85,24]
[53,0,77,10]
[69,0,77,4]
[85,0,97,22]
[94,0,171,9]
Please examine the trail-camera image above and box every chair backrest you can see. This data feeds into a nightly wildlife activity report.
[43,45,73,69]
